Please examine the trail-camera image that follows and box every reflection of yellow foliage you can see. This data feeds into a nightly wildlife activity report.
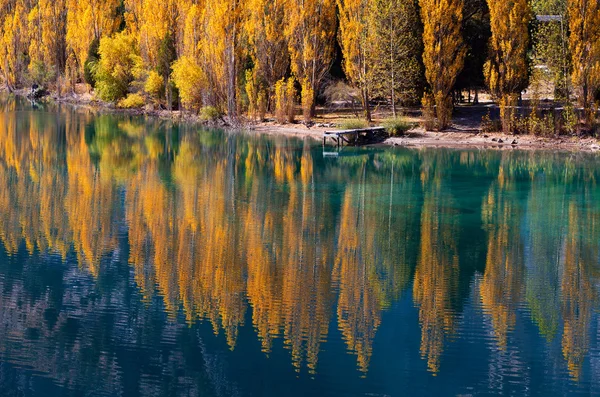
[413,171,459,374]
[561,201,598,381]
[480,169,523,350]
[334,186,381,374]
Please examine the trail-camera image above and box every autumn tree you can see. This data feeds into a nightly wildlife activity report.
[245,0,289,110]
[0,0,27,89]
[337,0,374,121]
[172,55,206,111]
[370,0,423,114]
[202,0,244,118]
[94,31,142,101]
[484,0,531,132]
[568,0,600,125]
[285,0,337,121]
[66,0,121,78]
[420,0,466,130]
[26,0,68,85]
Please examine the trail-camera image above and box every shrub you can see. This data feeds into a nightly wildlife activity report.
[117,93,145,109]
[145,70,165,101]
[200,106,221,121]
[245,68,266,121]
[382,117,412,136]
[529,112,555,136]
[274,77,296,123]
[561,103,578,135]
[339,119,369,130]
[28,60,55,85]
[94,32,142,102]
[301,77,314,122]
[172,55,206,111]
[481,110,502,133]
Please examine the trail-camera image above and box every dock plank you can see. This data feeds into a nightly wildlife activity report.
[323,127,385,147]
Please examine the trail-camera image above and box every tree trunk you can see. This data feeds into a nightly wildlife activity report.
[363,88,371,122]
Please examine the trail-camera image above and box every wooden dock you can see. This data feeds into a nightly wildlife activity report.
[323,127,385,147]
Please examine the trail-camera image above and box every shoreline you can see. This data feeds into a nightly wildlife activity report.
[6,88,600,152]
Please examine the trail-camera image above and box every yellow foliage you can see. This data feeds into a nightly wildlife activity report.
[245,0,289,98]
[274,77,295,124]
[300,78,314,122]
[420,0,466,130]
[144,70,164,100]
[171,55,206,111]
[285,0,336,119]
[568,0,600,121]
[66,0,121,75]
[337,0,374,120]
[245,68,266,121]
[0,0,27,88]
[485,0,531,132]
[95,31,143,101]
[117,93,146,108]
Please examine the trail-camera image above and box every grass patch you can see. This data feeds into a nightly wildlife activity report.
[382,117,412,136]
[338,119,369,130]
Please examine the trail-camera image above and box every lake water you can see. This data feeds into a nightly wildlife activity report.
[1,95,600,396]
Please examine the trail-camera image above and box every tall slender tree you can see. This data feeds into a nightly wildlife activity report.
[419,0,466,130]
[245,0,289,110]
[337,0,374,121]
[285,0,337,121]
[370,0,422,115]
[66,0,121,76]
[568,0,600,124]
[485,0,531,132]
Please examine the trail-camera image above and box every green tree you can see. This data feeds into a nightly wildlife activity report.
[370,0,423,114]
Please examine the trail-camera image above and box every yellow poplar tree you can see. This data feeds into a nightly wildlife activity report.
[568,0,600,124]
[0,0,27,89]
[485,0,531,132]
[337,0,374,121]
[66,0,121,76]
[25,0,67,83]
[203,0,244,118]
[285,0,337,121]
[420,0,466,130]
[245,0,288,108]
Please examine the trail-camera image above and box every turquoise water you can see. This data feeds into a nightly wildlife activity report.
[1,96,600,396]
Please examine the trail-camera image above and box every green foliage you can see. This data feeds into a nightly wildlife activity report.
[94,32,142,102]
[338,119,369,130]
[526,111,556,136]
[382,117,412,136]
[370,0,423,109]
[84,38,100,87]
[28,60,55,85]
[200,106,221,121]
[561,102,578,134]
[157,33,177,80]
[117,93,146,109]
